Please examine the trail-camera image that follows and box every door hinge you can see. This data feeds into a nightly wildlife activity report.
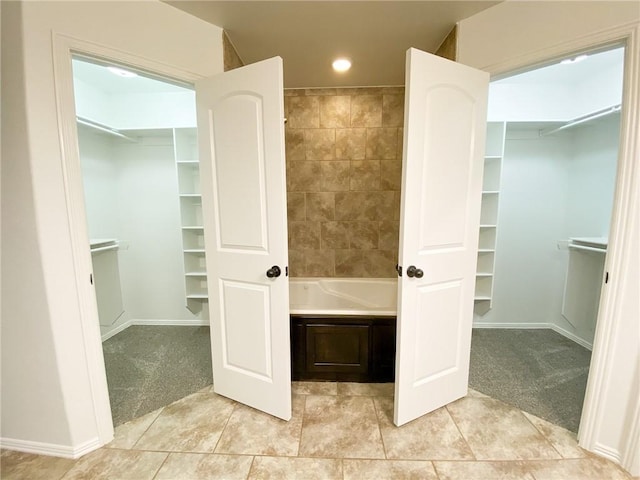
[605,271,609,284]
[395,264,402,277]
[90,273,93,285]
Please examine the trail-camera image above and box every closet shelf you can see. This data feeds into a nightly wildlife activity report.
[479,224,497,229]
[179,193,202,198]
[176,160,199,165]
[482,190,499,195]
[478,249,496,253]
[184,248,205,253]
[182,226,204,230]
[185,271,207,277]
[475,273,493,278]
[186,294,209,300]
[474,296,492,301]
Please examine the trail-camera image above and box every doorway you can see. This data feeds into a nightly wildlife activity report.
[470,45,624,432]
[71,57,212,426]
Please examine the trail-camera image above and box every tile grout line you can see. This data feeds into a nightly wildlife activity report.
[293,394,307,457]
[370,395,390,460]
[212,401,238,454]
[149,450,171,480]
[445,403,478,462]
[521,411,567,460]
[131,407,165,451]
[245,455,256,480]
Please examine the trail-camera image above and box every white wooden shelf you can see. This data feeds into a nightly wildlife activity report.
[475,121,505,312]
[174,127,208,304]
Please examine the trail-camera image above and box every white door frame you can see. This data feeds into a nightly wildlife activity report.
[51,33,205,446]
[479,22,639,468]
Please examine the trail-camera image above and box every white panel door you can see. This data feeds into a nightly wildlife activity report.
[196,57,291,420]
[394,48,489,426]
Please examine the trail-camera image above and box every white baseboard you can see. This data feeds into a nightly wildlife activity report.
[131,319,209,326]
[0,436,101,459]
[549,324,593,351]
[472,321,593,351]
[472,322,551,329]
[101,319,133,342]
[591,442,622,465]
[101,318,210,341]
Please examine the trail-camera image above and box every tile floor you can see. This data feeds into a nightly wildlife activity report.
[1,383,634,480]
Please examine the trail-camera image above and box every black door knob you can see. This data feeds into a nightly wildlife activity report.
[266,265,281,278]
[406,265,424,278]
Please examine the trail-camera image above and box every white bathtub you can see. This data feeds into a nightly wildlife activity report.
[289,278,398,316]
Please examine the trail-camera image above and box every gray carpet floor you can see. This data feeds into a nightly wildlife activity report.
[103,326,591,432]
[102,325,212,426]
[469,329,591,433]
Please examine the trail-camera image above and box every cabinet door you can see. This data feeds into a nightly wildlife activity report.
[395,48,488,426]
[196,57,291,421]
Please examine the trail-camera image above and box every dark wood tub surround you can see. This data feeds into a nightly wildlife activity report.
[291,315,396,382]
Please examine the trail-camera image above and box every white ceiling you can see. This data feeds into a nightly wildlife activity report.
[494,47,625,86]
[164,1,501,88]
[72,58,192,94]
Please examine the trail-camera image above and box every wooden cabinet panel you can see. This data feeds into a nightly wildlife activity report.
[291,315,396,382]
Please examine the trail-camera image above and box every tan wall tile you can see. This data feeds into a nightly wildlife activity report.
[288,221,320,250]
[350,160,380,191]
[348,222,379,249]
[335,250,366,277]
[287,192,306,221]
[351,95,383,127]
[320,96,350,128]
[305,129,335,160]
[288,96,319,128]
[306,192,335,221]
[379,221,399,250]
[321,161,350,191]
[336,129,366,160]
[287,162,321,192]
[288,249,305,277]
[306,250,335,276]
[321,221,349,249]
[366,128,398,160]
[285,88,403,278]
[382,94,405,127]
[363,249,397,277]
[285,129,305,161]
[380,161,402,191]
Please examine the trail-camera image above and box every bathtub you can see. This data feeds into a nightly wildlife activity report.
[289,278,398,316]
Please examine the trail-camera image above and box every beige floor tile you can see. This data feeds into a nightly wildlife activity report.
[446,396,561,460]
[292,381,338,395]
[248,456,342,480]
[0,449,76,480]
[434,460,536,479]
[527,457,633,480]
[134,391,235,452]
[523,412,587,459]
[343,459,438,479]
[60,449,166,480]
[299,395,385,459]
[215,395,305,456]
[337,382,394,397]
[154,453,253,480]
[466,388,490,398]
[106,407,163,449]
[374,397,474,461]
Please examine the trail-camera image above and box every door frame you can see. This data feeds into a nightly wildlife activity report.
[51,33,205,446]
[478,23,639,468]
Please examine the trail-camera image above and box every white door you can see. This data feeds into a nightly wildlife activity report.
[196,57,291,420]
[394,48,489,426]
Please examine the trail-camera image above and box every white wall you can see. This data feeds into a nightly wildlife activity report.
[458,2,639,473]
[477,130,572,329]
[113,135,201,322]
[1,0,222,456]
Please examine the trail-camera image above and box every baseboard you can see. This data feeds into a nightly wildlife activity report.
[472,322,551,329]
[131,319,210,326]
[0,436,101,459]
[591,442,622,465]
[101,319,133,342]
[550,324,593,351]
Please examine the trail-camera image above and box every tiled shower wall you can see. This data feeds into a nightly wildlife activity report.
[285,87,404,278]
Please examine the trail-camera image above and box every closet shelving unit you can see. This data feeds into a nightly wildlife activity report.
[475,121,505,309]
[174,127,208,304]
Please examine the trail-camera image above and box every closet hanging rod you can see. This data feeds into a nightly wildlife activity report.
[539,104,621,137]
[76,116,137,143]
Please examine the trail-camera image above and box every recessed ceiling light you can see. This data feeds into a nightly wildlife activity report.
[332,58,352,73]
[107,66,138,78]
[560,54,588,65]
